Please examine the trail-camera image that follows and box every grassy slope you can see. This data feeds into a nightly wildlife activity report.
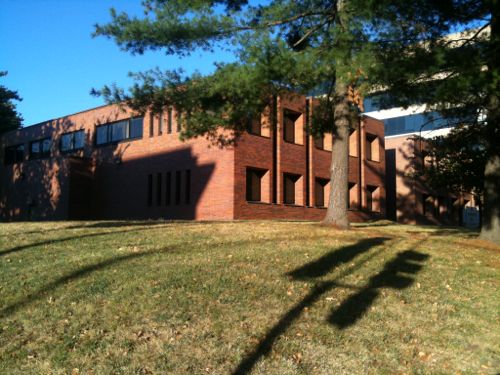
[0,221,498,375]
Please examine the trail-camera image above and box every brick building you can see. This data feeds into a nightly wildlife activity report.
[0,94,386,221]
[364,101,480,226]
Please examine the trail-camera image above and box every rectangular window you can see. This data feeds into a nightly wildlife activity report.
[4,144,25,165]
[315,178,329,207]
[61,130,85,153]
[167,108,172,134]
[246,168,266,202]
[283,110,300,143]
[349,129,358,157]
[130,117,143,139]
[366,133,380,161]
[30,138,51,159]
[314,135,324,150]
[348,182,358,209]
[247,116,262,136]
[423,194,435,216]
[185,169,191,204]
[96,126,108,145]
[175,170,181,204]
[111,120,129,142]
[165,172,171,205]
[147,174,153,207]
[30,141,40,159]
[176,111,181,132]
[438,196,447,218]
[366,185,380,212]
[157,173,162,206]
[158,113,163,135]
[283,173,300,205]
[149,113,154,137]
[96,117,143,146]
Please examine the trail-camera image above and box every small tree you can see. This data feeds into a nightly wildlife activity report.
[0,71,23,134]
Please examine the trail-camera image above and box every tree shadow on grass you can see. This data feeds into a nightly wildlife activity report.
[0,225,171,258]
[288,237,389,280]
[0,247,175,319]
[232,237,390,375]
[232,238,429,375]
[328,249,429,328]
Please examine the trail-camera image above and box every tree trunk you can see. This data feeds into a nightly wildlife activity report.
[479,154,500,243]
[323,78,350,228]
[479,2,500,244]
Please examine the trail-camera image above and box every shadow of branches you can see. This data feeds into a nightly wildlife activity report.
[0,247,175,319]
[232,237,429,375]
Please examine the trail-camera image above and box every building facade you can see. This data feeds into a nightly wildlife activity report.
[364,102,480,227]
[0,94,386,222]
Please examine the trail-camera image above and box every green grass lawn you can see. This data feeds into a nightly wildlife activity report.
[0,221,498,375]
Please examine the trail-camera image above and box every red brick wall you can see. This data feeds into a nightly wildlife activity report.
[1,96,386,223]
[234,94,386,221]
[0,104,235,221]
[385,135,477,226]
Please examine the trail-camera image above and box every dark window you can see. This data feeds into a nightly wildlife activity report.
[366,185,380,212]
[315,178,329,207]
[175,170,181,204]
[185,169,191,204]
[283,110,300,143]
[438,196,447,218]
[366,133,378,161]
[157,173,162,206]
[130,117,143,139]
[4,144,25,165]
[158,113,163,135]
[30,141,40,159]
[176,112,181,132]
[314,135,324,150]
[147,174,153,207]
[96,117,143,146]
[423,194,435,216]
[366,135,373,160]
[167,108,172,134]
[61,130,85,153]
[149,113,154,137]
[30,138,51,159]
[96,126,108,145]
[247,116,261,136]
[283,173,300,205]
[165,172,171,205]
[246,168,266,202]
[111,120,129,142]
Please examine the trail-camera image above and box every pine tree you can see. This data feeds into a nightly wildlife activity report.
[367,0,499,243]
[93,0,381,228]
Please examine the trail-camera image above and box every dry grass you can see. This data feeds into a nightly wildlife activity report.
[0,220,498,374]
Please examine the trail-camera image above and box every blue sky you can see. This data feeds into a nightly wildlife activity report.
[0,0,236,126]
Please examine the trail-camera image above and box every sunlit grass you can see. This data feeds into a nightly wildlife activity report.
[0,220,498,374]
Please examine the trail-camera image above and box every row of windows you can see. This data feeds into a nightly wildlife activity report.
[29,138,51,159]
[96,117,143,145]
[247,109,380,161]
[147,170,191,207]
[4,144,25,165]
[246,167,380,211]
[4,117,144,165]
[5,131,85,165]
[150,109,181,137]
[61,130,85,152]
[422,194,469,218]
